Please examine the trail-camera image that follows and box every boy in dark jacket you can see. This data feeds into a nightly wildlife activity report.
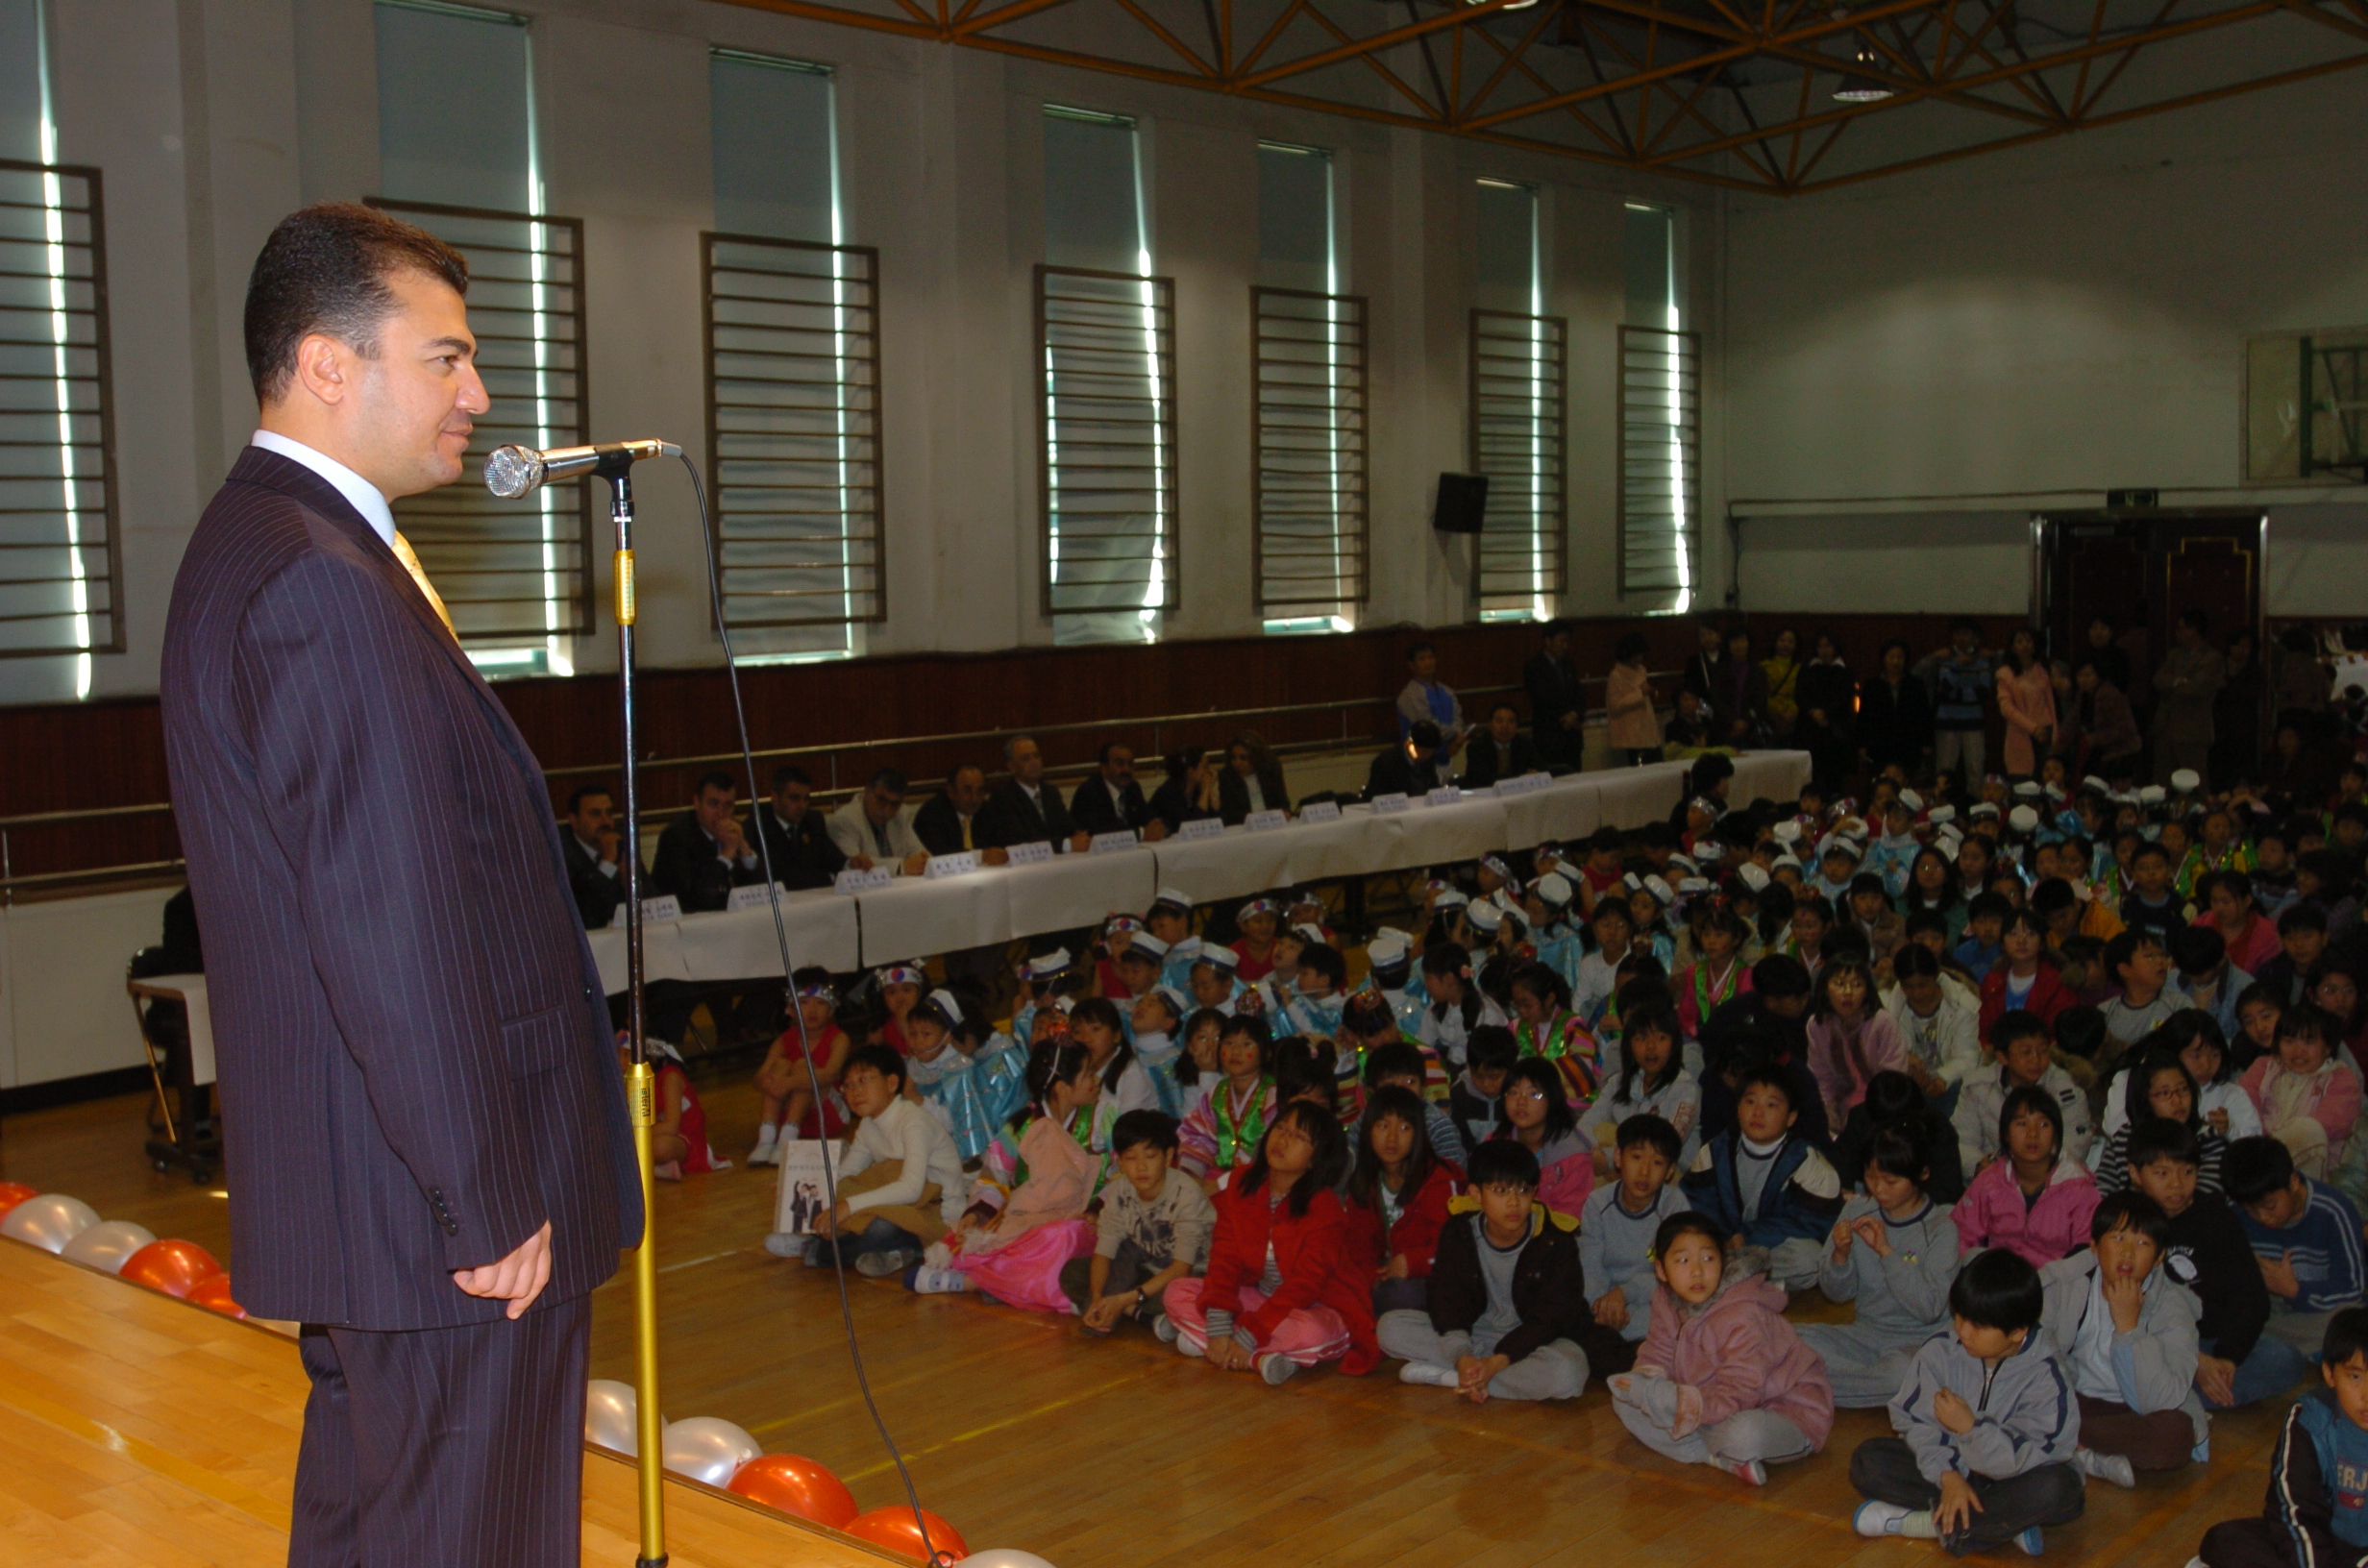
[1684,1064,1846,1291]
[1377,1139,1613,1400]
[2129,1117,2297,1410]
[2196,1307,2368,1568]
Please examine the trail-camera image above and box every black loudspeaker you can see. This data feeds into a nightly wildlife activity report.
[1433,472,1489,534]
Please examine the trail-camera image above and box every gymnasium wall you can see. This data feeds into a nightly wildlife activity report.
[1718,59,2368,614]
[0,0,1728,710]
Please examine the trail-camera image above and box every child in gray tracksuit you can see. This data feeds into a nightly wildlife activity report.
[1577,1113,1693,1349]
[2036,1189,2208,1484]
[1799,1125,1961,1408]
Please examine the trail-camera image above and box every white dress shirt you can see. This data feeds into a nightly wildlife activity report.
[251,429,397,548]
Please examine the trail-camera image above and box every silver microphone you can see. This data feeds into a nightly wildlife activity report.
[483,439,682,498]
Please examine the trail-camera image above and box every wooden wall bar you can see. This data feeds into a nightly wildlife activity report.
[0,612,2029,883]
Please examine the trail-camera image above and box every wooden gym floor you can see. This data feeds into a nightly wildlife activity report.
[0,1077,2289,1567]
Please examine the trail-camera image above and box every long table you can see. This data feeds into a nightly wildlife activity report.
[582,749,1809,987]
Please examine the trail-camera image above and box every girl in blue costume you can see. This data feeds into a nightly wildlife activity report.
[903,988,1028,1161]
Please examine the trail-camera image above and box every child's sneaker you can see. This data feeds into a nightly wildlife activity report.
[907,1265,973,1294]
[2017,1527,2048,1556]
[854,1248,917,1279]
[1852,1502,1911,1538]
[654,1160,683,1182]
[2190,1437,2210,1464]
[1151,1313,1180,1344]
[1722,1458,1766,1486]
[1397,1362,1459,1387]
[1257,1353,1300,1385]
[2073,1448,2135,1489]
[1175,1332,1205,1359]
[761,1232,805,1259]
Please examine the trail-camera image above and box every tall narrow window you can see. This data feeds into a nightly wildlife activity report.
[1469,180,1565,621]
[375,0,587,676]
[1039,107,1174,646]
[1253,142,1366,634]
[704,51,878,664]
[1617,202,1698,610]
[0,0,118,695]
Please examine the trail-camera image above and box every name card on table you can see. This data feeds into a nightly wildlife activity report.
[832,867,893,895]
[727,882,786,913]
[1493,772,1553,797]
[1298,800,1343,823]
[925,851,980,879]
[1425,786,1465,808]
[1088,830,1141,855]
[1244,809,1290,834]
[1369,793,1412,815]
[1003,839,1056,866]
[1177,816,1226,841]
[633,894,682,923]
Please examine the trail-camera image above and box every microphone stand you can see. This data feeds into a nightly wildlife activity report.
[599,456,668,1568]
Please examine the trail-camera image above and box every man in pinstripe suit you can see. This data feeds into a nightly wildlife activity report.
[160,204,641,1567]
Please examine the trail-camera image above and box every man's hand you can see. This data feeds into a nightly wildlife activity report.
[1456,1353,1510,1403]
[845,853,876,871]
[2261,1250,2302,1299]
[2102,1270,2143,1333]
[597,828,622,866]
[1932,1386,1976,1435]
[1560,711,1580,731]
[900,850,930,876]
[1935,1471,1983,1536]
[1142,821,1168,842]
[1593,1288,1629,1331]
[980,846,1009,867]
[2195,1353,2238,1407]
[716,818,747,858]
[1069,831,1094,854]
[452,1220,553,1320]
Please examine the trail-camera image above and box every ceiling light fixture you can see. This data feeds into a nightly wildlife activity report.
[1832,41,1895,101]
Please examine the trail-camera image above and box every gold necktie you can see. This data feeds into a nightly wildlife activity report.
[390,530,456,638]
[961,817,974,851]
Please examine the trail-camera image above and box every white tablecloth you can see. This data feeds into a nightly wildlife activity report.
[585,893,861,992]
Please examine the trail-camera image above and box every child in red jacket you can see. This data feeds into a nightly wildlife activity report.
[1344,1085,1464,1315]
[1159,1101,1380,1384]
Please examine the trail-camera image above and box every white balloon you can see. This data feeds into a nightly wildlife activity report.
[583,1379,641,1456]
[956,1553,1058,1568]
[61,1219,158,1274]
[659,1416,760,1486]
[1,1193,99,1254]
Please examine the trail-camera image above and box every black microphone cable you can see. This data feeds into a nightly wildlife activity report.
[671,452,955,1568]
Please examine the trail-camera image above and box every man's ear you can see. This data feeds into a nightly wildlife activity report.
[289,331,355,407]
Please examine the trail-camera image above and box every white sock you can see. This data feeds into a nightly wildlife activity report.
[778,1124,801,1141]
[755,1123,778,1145]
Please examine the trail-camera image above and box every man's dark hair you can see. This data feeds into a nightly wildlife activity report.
[2324,1307,2368,1369]
[1098,740,1131,767]
[1110,1108,1179,1157]
[2179,607,2209,634]
[2127,1115,2203,1171]
[244,203,470,403]
[2224,1135,2296,1204]
[695,770,736,798]
[1750,952,1813,999]
[1405,640,1436,663]
[1948,1246,2044,1334]
[1615,1113,1683,1164]
[1408,720,1443,749]
[771,764,813,792]
[1466,1137,1542,1190]
[867,767,908,795]
[1951,616,1983,636]
[841,1042,907,1093]
[2091,1189,2172,1250]
[566,784,611,814]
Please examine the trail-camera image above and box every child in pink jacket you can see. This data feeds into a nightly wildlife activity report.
[2241,1004,2361,1181]
[1608,1211,1835,1486]
[1954,1083,2100,1269]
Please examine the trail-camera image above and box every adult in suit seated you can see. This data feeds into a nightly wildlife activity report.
[1524,618,1588,771]
[649,770,761,914]
[1367,720,1445,801]
[750,764,846,891]
[159,203,637,1568]
[1070,741,1167,841]
[911,762,999,861]
[826,769,931,875]
[1149,746,1224,834]
[561,783,625,930]
[978,735,1090,852]
[1459,702,1542,790]
[1218,730,1293,824]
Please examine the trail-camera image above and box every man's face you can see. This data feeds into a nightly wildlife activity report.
[1411,649,1438,681]
[1544,630,1569,658]
[772,780,811,822]
[1009,739,1044,786]
[1408,736,1436,765]
[1101,747,1134,789]
[1697,625,1722,655]
[1489,707,1518,744]
[295,268,490,501]
[863,781,903,825]
[950,768,986,816]
[568,793,613,844]
[1954,626,1978,654]
[694,784,736,838]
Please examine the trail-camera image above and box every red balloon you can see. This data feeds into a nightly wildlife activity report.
[120,1238,225,1298]
[0,1183,36,1218]
[725,1453,856,1529]
[187,1272,247,1320]
[843,1507,967,1564]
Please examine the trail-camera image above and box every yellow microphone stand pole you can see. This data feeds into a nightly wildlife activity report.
[603,462,667,1568]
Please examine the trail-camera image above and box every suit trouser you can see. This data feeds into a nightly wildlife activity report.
[1850,1437,2084,1556]
[290,1294,590,1568]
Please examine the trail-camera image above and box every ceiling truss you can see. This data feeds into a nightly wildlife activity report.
[719,0,2368,191]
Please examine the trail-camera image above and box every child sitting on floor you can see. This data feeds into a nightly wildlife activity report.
[1177,1015,1278,1185]
[1159,1101,1380,1384]
[1682,1064,1845,1292]
[1957,1085,2102,1270]
[1365,1041,1465,1164]
[1492,1057,1595,1220]
[902,988,1028,1161]
[1344,1085,1464,1316]
[751,968,852,1165]
[2228,1135,2368,1361]
[1060,1110,1213,1335]
[1579,1115,1690,1363]
[2129,1118,2295,1411]
[2092,1046,2229,1195]
[1071,995,1159,1122]
[1848,1247,2085,1556]
[793,1043,968,1276]
[1379,1139,1603,1403]
[1579,998,1701,1176]
[2242,1003,2362,1182]
[1955,1010,2096,1175]
[1610,1211,1836,1486]
[2038,1190,2208,1488]
[911,1039,1102,1308]
[1799,1126,1961,1409]
[2193,1306,2368,1568]
[1807,954,1911,1133]
[1446,1025,1517,1156]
